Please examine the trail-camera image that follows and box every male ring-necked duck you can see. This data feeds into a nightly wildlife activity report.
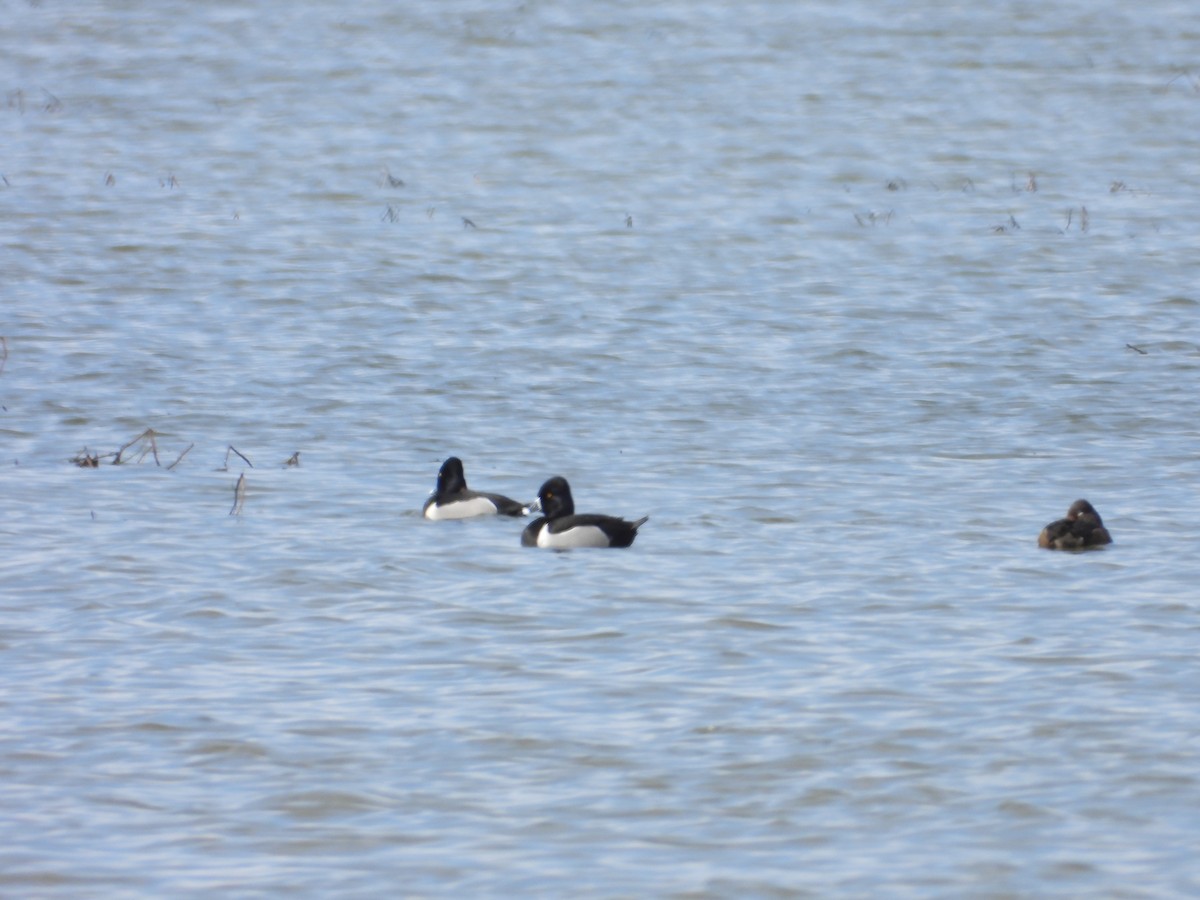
[1037,499,1113,550]
[422,456,527,520]
[521,476,647,548]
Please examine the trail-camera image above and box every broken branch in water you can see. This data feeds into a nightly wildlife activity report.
[74,429,191,469]
[229,472,246,516]
[221,445,253,471]
[1063,207,1089,233]
[115,428,160,465]
[853,209,893,227]
[992,215,1021,234]
[1125,343,1148,355]
[167,443,194,470]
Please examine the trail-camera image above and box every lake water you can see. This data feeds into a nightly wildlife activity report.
[4,0,1200,895]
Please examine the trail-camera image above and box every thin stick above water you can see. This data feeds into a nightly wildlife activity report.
[229,473,246,516]
[115,428,159,465]
[222,445,253,470]
[167,443,194,471]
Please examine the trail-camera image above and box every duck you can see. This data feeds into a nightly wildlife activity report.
[1037,499,1113,550]
[422,456,527,520]
[521,476,647,548]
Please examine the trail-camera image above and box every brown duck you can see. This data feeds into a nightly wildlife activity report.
[1038,499,1113,550]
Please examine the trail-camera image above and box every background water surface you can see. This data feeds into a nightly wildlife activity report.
[3,0,1200,896]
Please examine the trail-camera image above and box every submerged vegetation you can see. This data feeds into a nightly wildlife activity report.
[70,428,191,469]
[63,429,300,517]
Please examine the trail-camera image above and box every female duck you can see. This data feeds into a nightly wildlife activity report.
[1037,499,1113,550]
[423,457,526,520]
[521,476,647,548]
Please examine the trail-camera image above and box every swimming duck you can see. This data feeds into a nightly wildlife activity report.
[521,476,647,548]
[422,456,526,520]
[1037,499,1113,550]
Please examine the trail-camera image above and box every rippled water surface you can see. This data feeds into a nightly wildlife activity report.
[4,0,1200,895]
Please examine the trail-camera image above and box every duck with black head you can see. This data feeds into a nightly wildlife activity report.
[422,457,527,520]
[1037,499,1113,550]
[521,476,647,549]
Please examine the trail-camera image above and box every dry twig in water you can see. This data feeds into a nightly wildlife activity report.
[167,443,194,471]
[115,428,160,465]
[854,210,893,227]
[229,473,246,516]
[1165,71,1200,93]
[221,445,254,471]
